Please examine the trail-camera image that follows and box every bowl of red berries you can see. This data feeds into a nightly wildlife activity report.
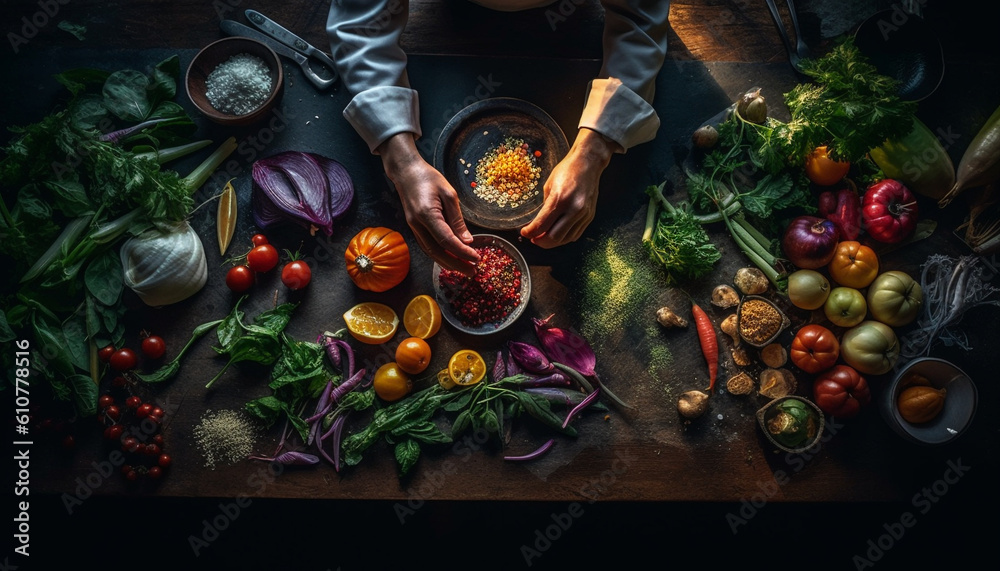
[432,234,531,335]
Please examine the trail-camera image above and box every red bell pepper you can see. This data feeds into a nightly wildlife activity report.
[817,186,862,240]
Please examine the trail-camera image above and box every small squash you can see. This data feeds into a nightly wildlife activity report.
[897,385,947,424]
[345,227,411,292]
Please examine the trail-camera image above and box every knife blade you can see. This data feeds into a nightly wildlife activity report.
[219,20,337,90]
[245,10,338,72]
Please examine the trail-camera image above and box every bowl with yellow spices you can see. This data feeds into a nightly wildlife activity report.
[434,97,569,231]
[736,295,790,348]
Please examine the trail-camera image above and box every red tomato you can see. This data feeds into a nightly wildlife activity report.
[281,260,312,290]
[98,344,116,363]
[812,364,871,418]
[789,324,840,374]
[247,244,279,272]
[251,234,269,246]
[862,179,918,243]
[141,335,166,360]
[225,265,254,293]
[110,348,138,371]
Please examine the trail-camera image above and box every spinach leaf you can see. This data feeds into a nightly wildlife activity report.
[394,439,421,476]
[68,374,98,417]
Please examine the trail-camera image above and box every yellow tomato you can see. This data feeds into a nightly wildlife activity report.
[805,146,851,186]
[827,241,879,289]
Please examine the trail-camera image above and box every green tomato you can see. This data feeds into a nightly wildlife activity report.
[787,269,831,310]
[867,270,923,327]
[823,287,867,327]
[840,320,900,375]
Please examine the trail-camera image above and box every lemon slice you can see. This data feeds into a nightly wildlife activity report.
[436,368,457,390]
[403,294,442,339]
[343,302,399,344]
[448,349,487,386]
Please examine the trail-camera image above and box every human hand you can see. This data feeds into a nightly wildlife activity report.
[378,133,480,274]
[520,128,618,248]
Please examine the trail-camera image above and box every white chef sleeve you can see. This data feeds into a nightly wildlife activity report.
[578,1,671,152]
[327,0,422,152]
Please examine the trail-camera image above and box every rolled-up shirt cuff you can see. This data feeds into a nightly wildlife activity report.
[578,78,660,152]
[343,86,422,153]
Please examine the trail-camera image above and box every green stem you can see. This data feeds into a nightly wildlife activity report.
[182,136,237,193]
[135,139,212,165]
[20,214,93,283]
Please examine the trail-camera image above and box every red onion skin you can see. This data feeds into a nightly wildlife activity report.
[782,215,840,269]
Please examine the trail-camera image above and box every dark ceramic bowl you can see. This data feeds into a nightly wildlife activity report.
[880,357,977,446]
[185,37,283,126]
[853,10,945,101]
[434,98,568,231]
[432,234,531,336]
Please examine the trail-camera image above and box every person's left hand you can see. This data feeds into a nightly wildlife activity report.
[520,128,618,248]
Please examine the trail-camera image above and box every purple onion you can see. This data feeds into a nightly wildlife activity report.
[507,341,555,375]
[532,314,596,376]
[252,151,354,236]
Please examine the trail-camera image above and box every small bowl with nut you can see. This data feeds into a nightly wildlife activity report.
[736,295,790,348]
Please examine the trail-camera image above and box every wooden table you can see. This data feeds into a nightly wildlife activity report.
[4,1,999,568]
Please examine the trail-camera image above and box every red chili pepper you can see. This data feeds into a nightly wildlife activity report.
[691,302,719,392]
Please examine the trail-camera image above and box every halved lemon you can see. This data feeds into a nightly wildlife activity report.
[343,302,399,344]
[403,294,442,339]
[448,349,487,386]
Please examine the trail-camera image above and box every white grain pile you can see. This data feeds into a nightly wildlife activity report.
[193,409,260,469]
[205,53,273,116]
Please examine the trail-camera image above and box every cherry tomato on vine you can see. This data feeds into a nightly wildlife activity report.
[247,244,279,273]
[281,260,312,290]
[98,344,116,363]
[110,348,138,371]
[141,335,166,360]
[226,265,254,293]
[251,234,269,247]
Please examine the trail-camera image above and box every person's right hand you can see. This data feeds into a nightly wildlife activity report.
[378,133,480,274]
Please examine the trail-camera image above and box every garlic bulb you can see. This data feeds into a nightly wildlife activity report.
[120,221,207,307]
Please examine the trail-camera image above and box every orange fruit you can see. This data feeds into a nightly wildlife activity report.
[395,337,432,375]
[372,362,413,402]
[805,146,851,186]
[448,349,487,386]
[343,302,399,344]
[403,294,442,339]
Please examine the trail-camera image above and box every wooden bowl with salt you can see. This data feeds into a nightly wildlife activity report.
[185,37,283,126]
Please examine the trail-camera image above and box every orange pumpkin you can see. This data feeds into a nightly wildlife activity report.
[345,227,410,292]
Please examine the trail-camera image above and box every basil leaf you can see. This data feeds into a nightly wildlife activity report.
[394,439,421,476]
[62,316,90,372]
[102,69,152,122]
[451,409,471,437]
[68,374,98,417]
[84,250,123,306]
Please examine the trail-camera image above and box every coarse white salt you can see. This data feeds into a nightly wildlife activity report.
[205,53,274,116]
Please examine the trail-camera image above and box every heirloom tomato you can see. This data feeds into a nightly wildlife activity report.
[812,364,871,418]
[866,270,924,327]
[823,287,867,328]
[862,179,918,243]
[840,320,900,376]
[827,241,879,288]
[789,324,840,374]
[787,269,831,310]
